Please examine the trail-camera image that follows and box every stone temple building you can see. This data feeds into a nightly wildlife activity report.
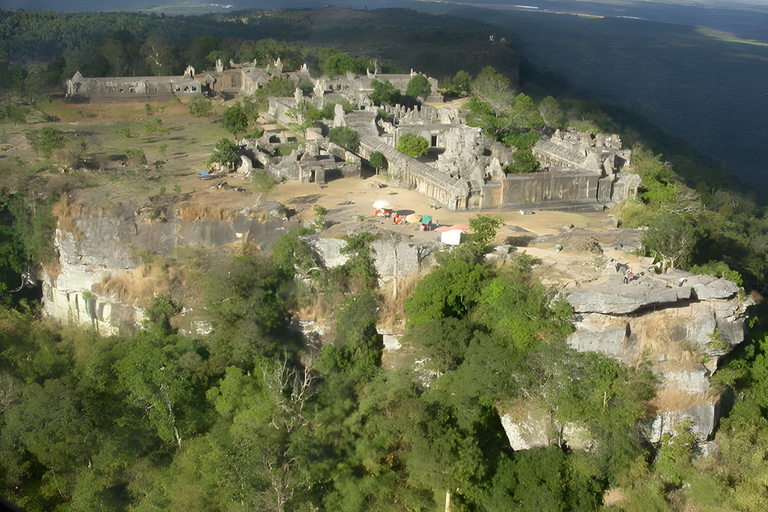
[67,59,639,211]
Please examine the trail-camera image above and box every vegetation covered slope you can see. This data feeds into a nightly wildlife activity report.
[3,5,768,511]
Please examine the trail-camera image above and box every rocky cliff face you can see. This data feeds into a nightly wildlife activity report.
[42,195,289,335]
[501,267,749,450]
[40,197,750,452]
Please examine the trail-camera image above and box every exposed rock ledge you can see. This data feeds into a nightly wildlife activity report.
[502,268,749,450]
[566,272,739,315]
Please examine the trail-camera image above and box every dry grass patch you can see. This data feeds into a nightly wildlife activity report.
[646,388,717,417]
[51,193,84,239]
[93,262,187,307]
[377,272,421,334]
[175,203,236,222]
[293,293,333,326]
[602,488,628,508]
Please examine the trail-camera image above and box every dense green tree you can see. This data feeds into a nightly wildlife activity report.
[327,126,360,153]
[511,93,545,130]
[641,213,699,270]
[207,138,239,169]
[369,79,401,106]
[321,51,359,77]
[505,149,541,174]
[396,132,428,158]
[116,328,191,446]
[481,447,568,511]
[405,73,431,100]
[221,102,249,140]
[368,151,385,175]
[204,254,294,369]
[453,69,472,95]
[405,317,475,373]
[502,131,540,150]
[404,250,492,326]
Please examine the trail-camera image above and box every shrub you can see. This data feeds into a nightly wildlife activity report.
[26,127,65,158]
[207,138,239,168]
[125,148,147,167]
[188,97,213,118]
[252,171,276,193]
[396,133,428,158]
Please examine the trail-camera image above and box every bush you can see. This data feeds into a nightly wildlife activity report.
[689,261,743,287]
[319,99,355,120]
[188,98,213,118]
[504,149,540,174]
[207,138,239,168]
[396,133,428,158]
[125,148,147,167]
[0,98,30,123]
[252,171,276,193]
[26,127,65,158]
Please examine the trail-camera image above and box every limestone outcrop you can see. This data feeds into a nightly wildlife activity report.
[304,231,437,282]
[501,266,749,450]
[41,196,289,335]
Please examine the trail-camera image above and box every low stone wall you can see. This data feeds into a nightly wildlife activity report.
[66,73,201,103]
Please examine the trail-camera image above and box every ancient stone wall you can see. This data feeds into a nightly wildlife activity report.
[66,72,202,103]
[499,171,600,206]
[358,134,470,210]
[328,72,443,103]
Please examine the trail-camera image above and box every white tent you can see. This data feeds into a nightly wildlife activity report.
[441,230,463,245]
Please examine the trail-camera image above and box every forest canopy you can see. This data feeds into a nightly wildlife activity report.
[2,5,768,512]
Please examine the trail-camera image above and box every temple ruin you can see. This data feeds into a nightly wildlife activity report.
[66,60,639,211]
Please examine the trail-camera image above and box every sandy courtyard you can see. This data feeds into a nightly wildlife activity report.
[260,174,649,286]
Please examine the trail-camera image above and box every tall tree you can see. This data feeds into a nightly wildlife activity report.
[140,35,179,76]
[405,74,431,100]
[221,103,249,140]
